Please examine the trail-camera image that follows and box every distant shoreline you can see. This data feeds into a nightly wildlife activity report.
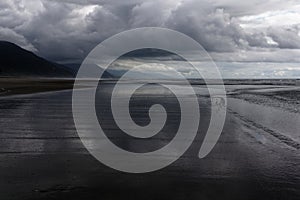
[0,77,299,97]
[0,78,74,97]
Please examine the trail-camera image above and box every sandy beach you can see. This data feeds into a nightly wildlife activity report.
[0,80,299,200]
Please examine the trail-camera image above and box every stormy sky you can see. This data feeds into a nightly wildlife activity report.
[1,0,300,78]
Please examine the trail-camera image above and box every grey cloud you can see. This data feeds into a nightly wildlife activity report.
[130,1,177,27]
[0,0,300,63]
[49,0,300,15]
[0,27,36,51]
[210,0,300,16]
[267,26,300,49]
[166,6,247,52]
[245,32,274,48]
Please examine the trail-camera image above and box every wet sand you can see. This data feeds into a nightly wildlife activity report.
[0,77,74,97]
[0,82,299,200]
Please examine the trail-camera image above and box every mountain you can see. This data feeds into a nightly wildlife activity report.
[64,63,115,78]
[0,41,73,77]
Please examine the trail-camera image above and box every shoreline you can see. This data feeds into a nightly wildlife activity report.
[0,77,299,97]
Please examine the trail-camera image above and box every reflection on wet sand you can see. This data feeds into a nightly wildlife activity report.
[0,83,299,200]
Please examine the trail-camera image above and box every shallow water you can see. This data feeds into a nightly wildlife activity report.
[228,98,300,143]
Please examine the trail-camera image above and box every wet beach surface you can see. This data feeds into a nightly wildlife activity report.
[0,82,299,200]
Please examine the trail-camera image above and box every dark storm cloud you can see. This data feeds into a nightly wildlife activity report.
[1,0,300,62]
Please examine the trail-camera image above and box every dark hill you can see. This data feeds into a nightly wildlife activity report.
[0,41,73,77]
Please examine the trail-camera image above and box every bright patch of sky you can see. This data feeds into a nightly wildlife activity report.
[109,59,300,79]
[238,5,300,29]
